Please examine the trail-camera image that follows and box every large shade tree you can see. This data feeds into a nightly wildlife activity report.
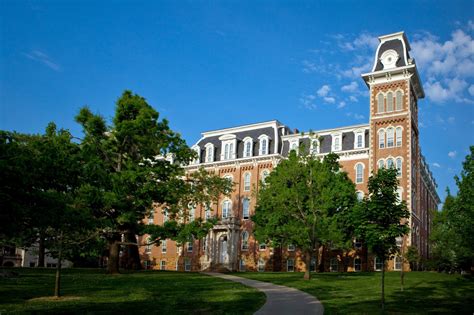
[76,90,231,273]
[252,150,357,280]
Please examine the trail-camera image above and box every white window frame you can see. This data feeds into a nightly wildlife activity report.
[241,231,249,250]
[374,257,383,271]
[219,135,237,161]
[387,127,394,148]
[259,243,267,251]
[355,163,364,184]
[290,140,299,152]
[188,205,195,222]
[387,157,394,169]
[287,259,295,272]
[332,133,342,152]
[162,208,168,223]
[160,260,166,270]
[378,129,385,149]
[191,145,200,164]
[354,257,362,272]
[287,244,295,252]
[356,191,364,201]
[258,258,265,272]
[330,258,339,272]
[222,199,232,219]
[378,159,385,170]
[239,259,246,271]
[161,240,167,254]
[394,255,403,271]
[243,137,253,157]
[395,90,403,111]
[396,187,403,204]
[310,138,319,154]
[396,157,402,177]
[187,239,193,252]
[205,143,214,163]
[148,212,154,225]
[185,258,191,272]
[261,170,270,184]
[243,172,251,191]
[205,204,212,220]
[386,91,394,112]
[242,197,250,220]
[354,130,365,149]
[396,127,402,147]
[258,135,270,155]
[377,92,385,113]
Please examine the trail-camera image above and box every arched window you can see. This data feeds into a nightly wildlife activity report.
[387,127,394,147]
[243,138,253,157]
[242,198,250,219]
[396,127,402,147]
[354,257,362,272]
[222,200,232,219]
[378,159,385,170]
[387,158,394,169]
[378,129,385,149]
[261,170,270,183]
[396,157,402,176]
[356,191,364,201]
[377,93,384,113]
[189,205,195,222]
[205,144,214,163]
[332,134,341,151]
[241,231,249,250]
[396,90,403,110]
[310,139,319,154]
[259,135,269,155]
[243,173,251,191]
[163,208,168,223]
[387,92,393,112]
[357,134,363,148]
[224,143,230,160]
[290,141,298,152]
[355,163,364,184]
[205,204,212,220]
[192,146,200,164]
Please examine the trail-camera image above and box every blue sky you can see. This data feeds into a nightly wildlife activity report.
[1,1,473,201]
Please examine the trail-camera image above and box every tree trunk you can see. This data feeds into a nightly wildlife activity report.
[381,258,385,311]
[123,232,141,270]
[38,231,45,267]
[107,236,121,274]
[303,251,311,280]
[54,231,63,298]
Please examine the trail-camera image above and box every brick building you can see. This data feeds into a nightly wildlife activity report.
[139,32,440,272]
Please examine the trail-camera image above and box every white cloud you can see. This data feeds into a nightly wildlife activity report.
[447,116,455,124]
[323,97,335,104]
[349,95,359,102]
[22,50,61,72]
[448,151,457,158]
[337,101,346,109]
[468,84,474,96]
[341,81,359,93]
[338,33,379,52]
[346,112,365,120]
[432,162,441,168]
[299,94,317,110]
[302,60,317,73]
[317,85,331,97]
[424,78,470,103]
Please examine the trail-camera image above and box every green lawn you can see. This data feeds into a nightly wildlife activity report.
[0,268,265,314]
[236,271,474,314]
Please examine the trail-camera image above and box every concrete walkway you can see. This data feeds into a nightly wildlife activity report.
[203,272,324,315]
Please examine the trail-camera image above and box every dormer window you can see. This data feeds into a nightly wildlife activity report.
[332,133,342,152]
[258,135,270,155]
[290,140,298,152]
[219,134,237,161]
[354,130,365,149]
[243,137,253,158]
[205,143,214,163]
[310,139,319,154]
[191,145,200,164]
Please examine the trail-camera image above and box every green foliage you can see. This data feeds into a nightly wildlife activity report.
[252,150,356,276]
[430,146,474,271]
[353,168,409,261]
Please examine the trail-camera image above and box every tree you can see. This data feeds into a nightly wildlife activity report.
[76,90,231,274]
[252,150,357,280]
[353,167,409,310]
[430,146,474,272]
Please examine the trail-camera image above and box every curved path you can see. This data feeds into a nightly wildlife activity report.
[203,272,324,315]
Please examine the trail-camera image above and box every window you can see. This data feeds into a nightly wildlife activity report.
[145,237,152,254]
[394,256,403,271]
[259,243,267,251]
[187,239,193,252]
[354,238,362,249]
[332,134,341,152]
[378,129,385,149]
[160,260,166,270]
[387,92,393,112]
[185,258,191,271]
[356,191,364,201]
[290,141,298,152]
[396,158,402,177]
[375,257,383,271]
[203,237,207,251]
[356,133,363,148]
[175,260,179,271]
[259,135,269,155]
[148,212,154,224]
[224,143,230,160]
[330,258,339,272]
[163,208,168,223]
[205,204,212,220]
[243,173,251,191]
[258,258,265,272]
[242,198,250,219]
[396,90,403,110]
[377,93,384,113]
[310,257,317,272]
[287,244,295,251]
[287,259,295,272]
[387,158,394,169]
[387,127,394,147]
[396,187,403,204]
[396,127,402,147]
[222,200,231,219]
[189,205,195,222]
[244,138,253,157]
[310,139,319,154]
[192,146,200,164]
[144,260,151,269]
[241,231,249,250]
[378,159,385,170]
[240,259,246,271]
[354,257,362,272]
[261,170,269,183]
[355,163,364,184]
[205,144,214,162]
[161,240,167,253]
